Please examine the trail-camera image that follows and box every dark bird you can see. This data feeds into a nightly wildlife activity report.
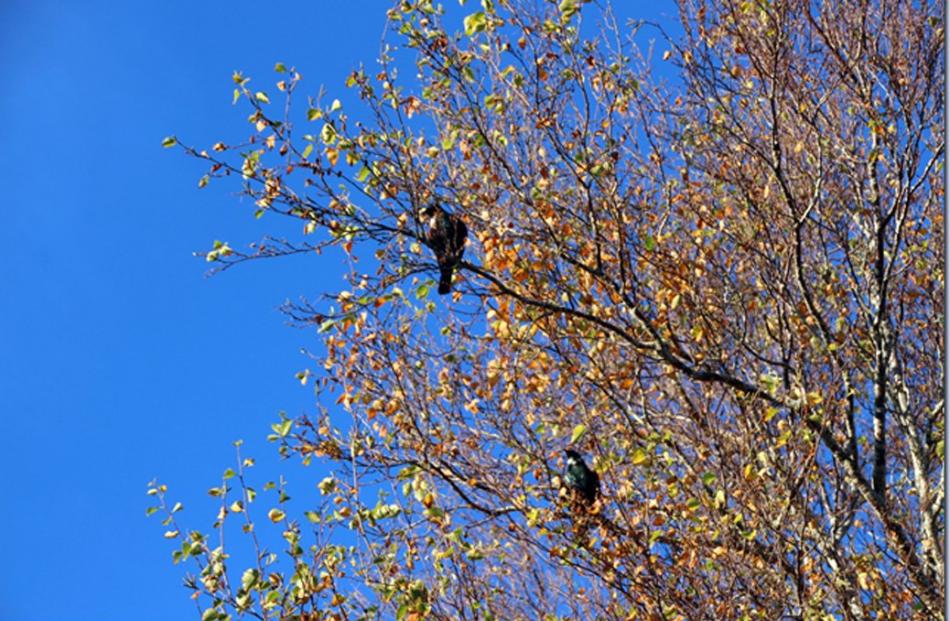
[420,204,467,294]
[564,449,600,505]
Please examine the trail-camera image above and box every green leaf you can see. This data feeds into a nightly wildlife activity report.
[759,373,780,395]
[415,281,432,300]
[356,166,371,182]
[271,419,292,438]
[145,506,159,517]
[631,448,650,466]
[570,424,587,443]
[307,107,322,121]
[205,241,233,262]
[223,468,236,480]
[241,568,260,589]
[267,508,286,522]
[302,144,313,160]
[274,62,287,73]
[397,465,419,480]
[320,123,336,144]
[371,503,401,520]
[254,91,270,104]
[161,136,177,148]
[463,11,487,36]
[559,0,580,19]
[701,472,716,487]
[318,476,336,495]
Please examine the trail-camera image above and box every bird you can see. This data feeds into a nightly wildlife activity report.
[564,449,600,506]
[419,204,467,294]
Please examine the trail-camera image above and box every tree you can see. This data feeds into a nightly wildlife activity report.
[152,0,945,618]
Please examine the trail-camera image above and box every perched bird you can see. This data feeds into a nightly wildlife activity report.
[420,204,467,294]
[564,449,600,505]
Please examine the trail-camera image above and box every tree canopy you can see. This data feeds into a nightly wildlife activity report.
[151,0,945,618]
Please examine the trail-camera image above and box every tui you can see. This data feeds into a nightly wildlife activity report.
[420,204,467,294]
[564,449,600,505]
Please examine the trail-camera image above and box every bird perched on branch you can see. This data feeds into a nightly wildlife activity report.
[564,449,600,506]
[420,204,467,294]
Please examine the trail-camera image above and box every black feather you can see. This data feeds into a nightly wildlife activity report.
[421,204,467,294]
[438,266,454,295]
[564,449,599,505]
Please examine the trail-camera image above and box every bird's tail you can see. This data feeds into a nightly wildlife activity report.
[438,266,453,294]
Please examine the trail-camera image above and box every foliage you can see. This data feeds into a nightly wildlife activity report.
[152,0,945,619]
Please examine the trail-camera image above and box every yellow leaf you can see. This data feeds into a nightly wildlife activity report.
[714,489,726,508]
[690,325,704,342]
[631,448,650,465]
[571,424,587,443]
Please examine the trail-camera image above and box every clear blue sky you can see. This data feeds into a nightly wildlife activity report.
[0,2,399,618]
[0,2,678,619]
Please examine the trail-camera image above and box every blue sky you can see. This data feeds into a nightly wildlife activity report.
[0,2,399,618]
[0,2,679,619]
